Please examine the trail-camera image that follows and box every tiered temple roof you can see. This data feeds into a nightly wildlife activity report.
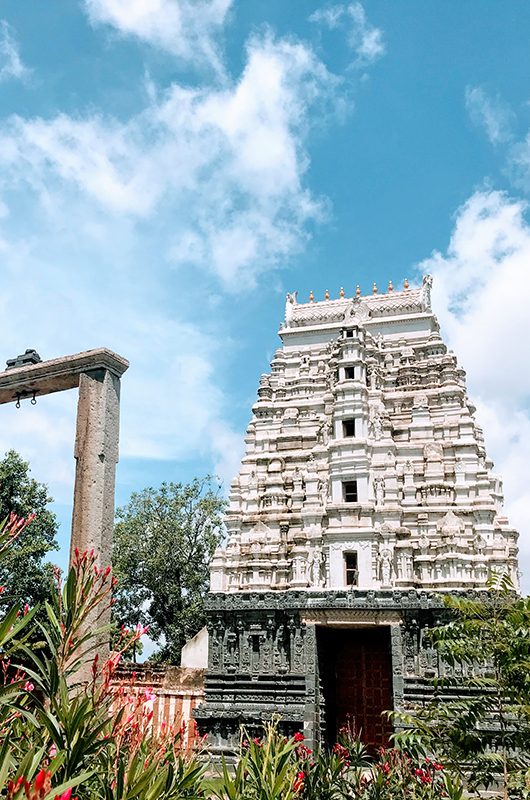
[210,276,518,594]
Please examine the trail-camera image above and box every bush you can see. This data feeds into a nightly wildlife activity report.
[0,515,207,800]
[210,718,465,800]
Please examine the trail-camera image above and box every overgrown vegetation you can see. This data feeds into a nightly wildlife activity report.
[392,575,530,799]
[0,513,207,799]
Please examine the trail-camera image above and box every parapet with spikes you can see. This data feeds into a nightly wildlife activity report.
[283,276,432,333]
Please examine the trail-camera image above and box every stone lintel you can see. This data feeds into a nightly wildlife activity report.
[300,609,402,626]
[0,348,129,405]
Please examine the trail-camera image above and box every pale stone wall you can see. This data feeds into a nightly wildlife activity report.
[181,626,209,668]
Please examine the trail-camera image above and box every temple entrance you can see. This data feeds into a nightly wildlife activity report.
[317,626,394,750]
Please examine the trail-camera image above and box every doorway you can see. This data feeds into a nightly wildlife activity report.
[317,626,394,750]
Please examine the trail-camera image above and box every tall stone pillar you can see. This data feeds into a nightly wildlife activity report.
[71,368,121,570]
[70,366,124,682]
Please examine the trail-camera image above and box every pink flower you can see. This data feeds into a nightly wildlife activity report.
[134,623,149,637]
[23,681,34,692]
[293,731,304,742]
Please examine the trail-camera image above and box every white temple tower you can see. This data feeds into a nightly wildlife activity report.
[198,277,519,752]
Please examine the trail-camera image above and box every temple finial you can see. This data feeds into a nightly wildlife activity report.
[355,284,361,297]
[339,287,345,298]
[404,278,409,290]
[325,289,329,300]
[388,280,393,292]
[373,282,377,295]
[309,290,314,303]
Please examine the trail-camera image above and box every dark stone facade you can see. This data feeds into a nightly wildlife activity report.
[195,588,464,753]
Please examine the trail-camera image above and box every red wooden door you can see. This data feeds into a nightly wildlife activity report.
[319,626,393,750]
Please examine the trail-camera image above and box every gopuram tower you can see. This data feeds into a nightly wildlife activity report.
[195,277,519,752]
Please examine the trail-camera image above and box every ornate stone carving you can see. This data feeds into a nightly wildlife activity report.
[200,278,519,752]
[421,274,433,311]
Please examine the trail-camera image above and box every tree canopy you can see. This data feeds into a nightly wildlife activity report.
[393,575,530,798]
[0,449,58,607]
[112,477,226,663]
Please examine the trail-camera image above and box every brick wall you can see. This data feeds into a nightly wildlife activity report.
[111,663,205,749]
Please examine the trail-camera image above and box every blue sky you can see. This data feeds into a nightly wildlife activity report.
[0,1,530,587]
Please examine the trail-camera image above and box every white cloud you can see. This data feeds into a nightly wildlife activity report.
[83,0,232,73]
[309,3,385,66]
[464,86,530,199]
[0,33,336,289]
[0,26,349,530]
[0,223,241,504]
[0,11,385,566]
[0,20,29,83]
[465,86,514,145]
[509,133,530,194]
[417,189,530,587]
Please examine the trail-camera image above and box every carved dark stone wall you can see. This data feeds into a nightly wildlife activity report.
[195,588,471,752]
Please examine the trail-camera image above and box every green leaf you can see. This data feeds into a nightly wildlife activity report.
[42,770,94,800]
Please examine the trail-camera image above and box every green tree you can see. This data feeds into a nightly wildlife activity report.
[112,477,226,663]
[393,575,530,799]
[0,449,58,607]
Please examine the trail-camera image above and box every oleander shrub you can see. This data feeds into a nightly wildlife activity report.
[0,514,207,800]
[211,718,465,800]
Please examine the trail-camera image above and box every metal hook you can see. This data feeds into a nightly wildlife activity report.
[15,394,21,409]
[31,391,37,405]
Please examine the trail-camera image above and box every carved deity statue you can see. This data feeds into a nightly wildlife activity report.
[379,548,393,586]
[374,477,385,507]
[316,417,327,444]
[421,274,433,310]
[293,467,304,493]
[367,367,380,390]
[308,547,325,587]
[285,291,297,325]
[370,414,383,440]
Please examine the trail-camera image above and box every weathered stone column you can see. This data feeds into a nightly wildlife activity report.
[71,368,121,570]
[70,367,125,682]
[0,347,129,684]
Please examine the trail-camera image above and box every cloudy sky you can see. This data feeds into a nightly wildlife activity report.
[0,1,529,588]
